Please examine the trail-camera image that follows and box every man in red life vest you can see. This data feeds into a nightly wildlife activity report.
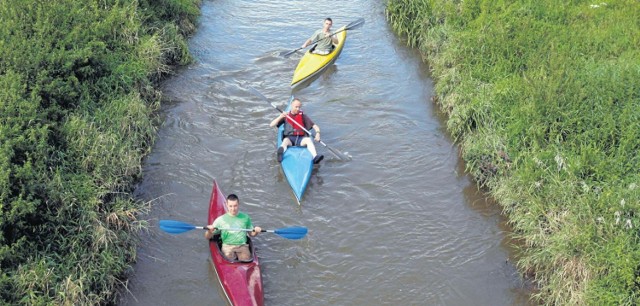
[269,98,324,164]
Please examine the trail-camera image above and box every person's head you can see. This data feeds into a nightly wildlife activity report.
[290,98,302,115]
[226,194,239,216]
[323,18,333,31]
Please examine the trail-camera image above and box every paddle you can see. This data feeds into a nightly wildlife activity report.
[159,220,308,240]
[247,86,352,161]
[280,18,365,58]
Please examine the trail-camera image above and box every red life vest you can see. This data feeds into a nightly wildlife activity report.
[285,111,306,136]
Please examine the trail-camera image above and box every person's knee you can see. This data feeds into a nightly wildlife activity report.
[238,249,251,261]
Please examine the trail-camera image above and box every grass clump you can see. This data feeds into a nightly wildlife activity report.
[0,0,200,304]
[387,0,640,304]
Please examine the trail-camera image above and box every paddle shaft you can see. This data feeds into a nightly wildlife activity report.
[208,227,267,233]
[283,18,364,57]
[303,27,346,48]
[283,32,342,58]
[246,86,351,160]
[274,106,316,138]
[164,225,261,232]
[214,227,307,239]
[215,228,276,233]
[159,220,307,239]
[273,105,342,159]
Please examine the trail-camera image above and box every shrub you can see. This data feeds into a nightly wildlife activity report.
[387,0,640,304]
[1,0,200,303]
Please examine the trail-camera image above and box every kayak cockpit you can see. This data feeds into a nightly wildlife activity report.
[309,44,336,55]
[211,233,256,263]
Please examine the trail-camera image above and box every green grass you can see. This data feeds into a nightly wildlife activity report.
[387,0,640,304]
[0,0,200,304]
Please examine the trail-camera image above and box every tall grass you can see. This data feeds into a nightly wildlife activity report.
[0,0,200,304]
[387,0,640,304]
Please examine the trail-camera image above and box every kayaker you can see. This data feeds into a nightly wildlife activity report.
[301,17,338,55]
[204,194,261,261]
[270,98,324,164]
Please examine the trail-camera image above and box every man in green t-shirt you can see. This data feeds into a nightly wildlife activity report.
[302,18,338,55]
[204,194,261,261]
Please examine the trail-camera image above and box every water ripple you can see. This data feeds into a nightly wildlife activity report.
[122,0,527,305]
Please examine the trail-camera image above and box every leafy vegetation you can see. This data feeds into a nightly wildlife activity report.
[0,0,200,304]
[387,0,640,304]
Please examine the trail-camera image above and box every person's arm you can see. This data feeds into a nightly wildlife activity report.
[269,113,286,128]
[204,224,217,240]
[312,124,321,142]
[331,34,338,45]
[303,30,321,48]
[302,114,319,140]
[302,38,313,48]
[249,226,262,237]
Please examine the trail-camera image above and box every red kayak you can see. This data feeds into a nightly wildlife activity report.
[207,180,264,306]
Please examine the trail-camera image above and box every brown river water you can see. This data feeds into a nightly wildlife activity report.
[120,0,532,305]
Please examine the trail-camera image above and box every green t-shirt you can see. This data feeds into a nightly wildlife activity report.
[309,29,334,53]
[213,212,253,245]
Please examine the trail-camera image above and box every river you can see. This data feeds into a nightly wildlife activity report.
[120,0,531,305]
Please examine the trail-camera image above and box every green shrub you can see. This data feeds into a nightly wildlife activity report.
[387,0,640,304]
[1,0,200,304]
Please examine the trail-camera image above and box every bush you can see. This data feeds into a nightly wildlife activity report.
[387,0,640,304]
[0,0,200,304]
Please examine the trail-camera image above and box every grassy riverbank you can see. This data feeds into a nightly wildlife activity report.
[0,0,200,304]
[387,0,640,304]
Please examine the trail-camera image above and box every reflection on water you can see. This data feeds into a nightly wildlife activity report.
[120,0,531,305]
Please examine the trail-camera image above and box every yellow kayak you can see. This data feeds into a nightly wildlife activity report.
[291,26,347,89]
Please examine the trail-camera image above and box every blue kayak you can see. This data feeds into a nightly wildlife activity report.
[277,95,314,204]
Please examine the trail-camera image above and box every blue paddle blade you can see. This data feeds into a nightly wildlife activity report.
[273,226,308,240]
[159,220,197,234]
